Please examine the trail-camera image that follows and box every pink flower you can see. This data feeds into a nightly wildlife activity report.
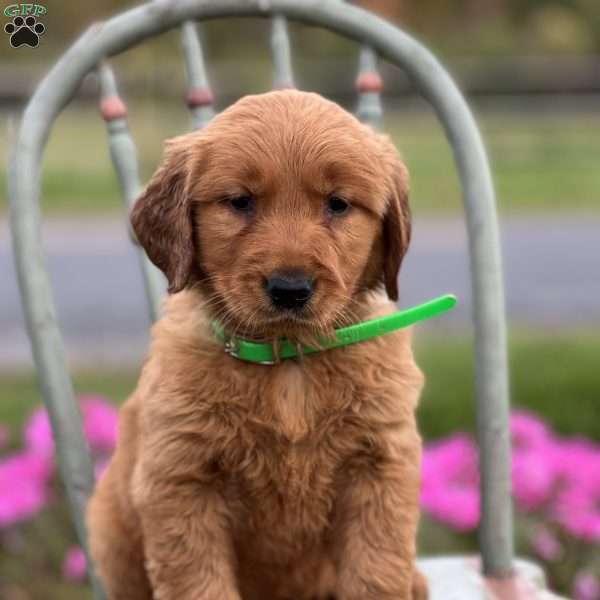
[23,397,118,476]
[80,396,118,481]
[551,438,600,491]
[25,396,118,457]
[80,396,118,453]
[0,397,117,531]
[548,438,600,542]
[24,406,54,458]
[574,572,600,600]
[510,411,559,512]
[0,451,52,527]
[512,446,557,511]
[530,526,562,561]
[552,485,600,542]
[421,434,480,531]
[510,410,552,451]
[62,545,87,582]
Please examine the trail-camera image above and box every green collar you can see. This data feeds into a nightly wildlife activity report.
[212,293,457,365]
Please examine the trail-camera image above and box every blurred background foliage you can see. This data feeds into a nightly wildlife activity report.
[3,0,600,61]
[2,0,600,215]
[363,0,600,54]
[3,0,600,101]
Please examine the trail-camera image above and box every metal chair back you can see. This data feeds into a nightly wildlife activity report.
[8,2,512,597]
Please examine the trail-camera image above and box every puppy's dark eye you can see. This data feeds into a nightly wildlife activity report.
[228,195,254,214]
[327,196,351,216]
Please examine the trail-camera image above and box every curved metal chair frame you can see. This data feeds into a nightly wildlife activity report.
[8,1,512,597]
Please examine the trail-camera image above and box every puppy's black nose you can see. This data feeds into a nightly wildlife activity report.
[266,273,314,311]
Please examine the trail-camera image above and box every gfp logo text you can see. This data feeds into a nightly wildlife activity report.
[4,4,47,17]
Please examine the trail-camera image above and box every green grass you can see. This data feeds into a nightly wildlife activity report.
[2,103,600,215]
[0,371,136,445]
[0,371,134,599]
[1,507,95,600]
[383,108,600,214]
[0,333,597,597]
[415,331,600,441]
[1,333,597,443]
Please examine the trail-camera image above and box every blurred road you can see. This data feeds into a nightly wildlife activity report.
[1,215,599,370]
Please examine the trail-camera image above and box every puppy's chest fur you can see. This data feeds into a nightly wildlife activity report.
[142,307,421,564]
[214,362,355,557]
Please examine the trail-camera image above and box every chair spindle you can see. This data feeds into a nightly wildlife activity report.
[356,45,383,128]
[181,21,215,129]
[271,15,295,90]
[98,62,166,322]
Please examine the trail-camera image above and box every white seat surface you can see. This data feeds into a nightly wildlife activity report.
[418,556,566,600]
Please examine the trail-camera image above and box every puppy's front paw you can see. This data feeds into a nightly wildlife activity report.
[412,569,429,600]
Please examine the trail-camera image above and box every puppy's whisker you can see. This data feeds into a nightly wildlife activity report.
[200,294,229,316]
[222,299,261,341]
[244,307,264,338]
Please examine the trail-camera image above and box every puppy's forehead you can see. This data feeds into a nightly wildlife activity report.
[213,90,361,133]
[196,91,388,199]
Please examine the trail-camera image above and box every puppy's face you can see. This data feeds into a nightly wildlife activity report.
[132,91,410,342]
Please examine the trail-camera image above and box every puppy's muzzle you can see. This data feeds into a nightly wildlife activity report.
[266,271,314,311]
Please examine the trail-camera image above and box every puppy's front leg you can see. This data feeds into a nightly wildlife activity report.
[135,482,240,600]
[335,430,423,600]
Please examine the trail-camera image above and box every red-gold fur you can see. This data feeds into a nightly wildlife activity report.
[87,90,428,600]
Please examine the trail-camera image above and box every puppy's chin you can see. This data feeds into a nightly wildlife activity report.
[263,313,339,349]
[204,299,337,349]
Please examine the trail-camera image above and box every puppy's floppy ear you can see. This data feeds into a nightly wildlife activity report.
[381,139,412,302]
[131,137,195,294]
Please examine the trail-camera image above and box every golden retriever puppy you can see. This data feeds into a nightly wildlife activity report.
[87,90,428,600]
